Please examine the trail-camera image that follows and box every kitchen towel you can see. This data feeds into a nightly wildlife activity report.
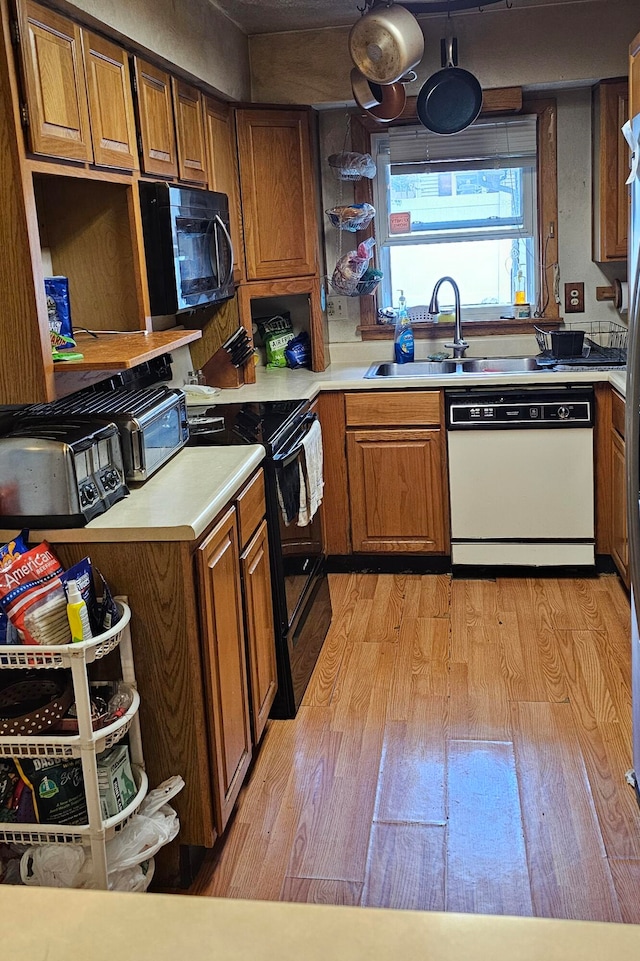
[297,419,324,527]
[276,458,301,526]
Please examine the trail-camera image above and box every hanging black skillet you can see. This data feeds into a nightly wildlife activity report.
[416,37,482,135]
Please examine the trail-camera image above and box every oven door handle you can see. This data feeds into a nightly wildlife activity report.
[272,413,318,468]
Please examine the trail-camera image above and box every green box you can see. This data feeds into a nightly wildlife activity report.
[97,745,136,819]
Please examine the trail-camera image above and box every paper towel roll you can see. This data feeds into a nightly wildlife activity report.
[618,280,628,314]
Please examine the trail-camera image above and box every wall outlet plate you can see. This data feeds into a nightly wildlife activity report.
[564,282,585,313]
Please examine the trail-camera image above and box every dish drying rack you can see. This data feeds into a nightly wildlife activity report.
[535,320,628,365]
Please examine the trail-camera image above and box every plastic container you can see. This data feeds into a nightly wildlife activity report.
[394,292,414,364]
[550,329,585,358]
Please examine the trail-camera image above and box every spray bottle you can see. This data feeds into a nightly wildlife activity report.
[394,291,414,364]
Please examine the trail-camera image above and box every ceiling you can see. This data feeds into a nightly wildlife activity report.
[209,0,594,36]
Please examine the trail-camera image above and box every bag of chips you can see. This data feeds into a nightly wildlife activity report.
[0,532,29,646]
[0,542,71,646]
[15,757,87,825]
[255,313,294,369]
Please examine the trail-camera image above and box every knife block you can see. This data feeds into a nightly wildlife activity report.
[202,345,246,388]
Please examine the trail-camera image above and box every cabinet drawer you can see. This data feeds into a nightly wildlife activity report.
[611,388,625,439]
[236,469,265,548]
[346,391,441,427]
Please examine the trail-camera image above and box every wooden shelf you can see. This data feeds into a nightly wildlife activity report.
[53,329,201,371]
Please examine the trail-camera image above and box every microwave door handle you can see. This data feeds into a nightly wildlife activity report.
[215,214,234,287]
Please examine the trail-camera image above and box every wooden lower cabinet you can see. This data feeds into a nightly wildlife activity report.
[611,424,629,587]
[197,507,252,833]
[347,427,447,553]
[241,519,277,743]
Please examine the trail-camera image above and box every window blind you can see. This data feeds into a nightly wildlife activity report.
[387,115,538,174]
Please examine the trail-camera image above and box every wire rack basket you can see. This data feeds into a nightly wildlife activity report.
[535,320,628,364]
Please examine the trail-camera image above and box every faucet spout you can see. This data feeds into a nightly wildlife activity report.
[428,276,468,359]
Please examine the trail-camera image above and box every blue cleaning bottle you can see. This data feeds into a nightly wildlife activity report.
[394,291,414,364]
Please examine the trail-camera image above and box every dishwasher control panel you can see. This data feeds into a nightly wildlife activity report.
[446,387,594,429]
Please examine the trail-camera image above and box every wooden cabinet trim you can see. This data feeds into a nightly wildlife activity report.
[345,390,442,427]
[592,79,629,262]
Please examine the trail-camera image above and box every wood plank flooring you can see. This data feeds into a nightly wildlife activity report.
[191,573,640,921]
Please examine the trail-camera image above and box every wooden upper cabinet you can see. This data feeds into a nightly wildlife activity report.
[16,0,93,161]
[630,30,640,121]
[82,31,137,170]
[204,95,245,281]
[236,107,318,281]
[132,57,178,178]
[172,78,208,186]
[592,79,629,262]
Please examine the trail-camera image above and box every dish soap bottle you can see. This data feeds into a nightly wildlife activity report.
[394,291,414,364]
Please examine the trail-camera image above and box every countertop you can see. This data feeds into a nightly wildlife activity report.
[0,445,264,544]
[2,886,640,960]
[209,362,629,404]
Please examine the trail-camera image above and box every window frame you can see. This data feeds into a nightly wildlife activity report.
[349,91,560,341]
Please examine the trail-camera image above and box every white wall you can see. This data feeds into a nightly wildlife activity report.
[66,0,250,100]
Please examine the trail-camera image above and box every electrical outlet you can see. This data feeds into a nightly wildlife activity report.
[327,297,347,319]
[564,282,584,313]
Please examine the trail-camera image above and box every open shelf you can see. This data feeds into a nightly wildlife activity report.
[53,329,202,372]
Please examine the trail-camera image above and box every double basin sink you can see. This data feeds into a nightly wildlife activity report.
[364,358,544,378]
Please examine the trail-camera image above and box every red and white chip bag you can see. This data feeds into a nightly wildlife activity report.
[0,542,71,645]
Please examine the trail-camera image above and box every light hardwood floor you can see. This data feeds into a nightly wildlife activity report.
[191,573,640,921]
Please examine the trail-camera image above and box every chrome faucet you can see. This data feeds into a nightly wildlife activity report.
[428,276,468,359]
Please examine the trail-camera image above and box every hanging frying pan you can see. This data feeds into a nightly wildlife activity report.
[351,68,407,122]
[416,37,482,135]
[349,3,424,86]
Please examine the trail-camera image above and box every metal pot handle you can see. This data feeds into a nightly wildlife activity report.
[441,36,458,69]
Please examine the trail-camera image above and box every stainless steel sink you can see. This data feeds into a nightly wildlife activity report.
[364,357,544,378]
[457,357,542,373]
[364,361,459,378]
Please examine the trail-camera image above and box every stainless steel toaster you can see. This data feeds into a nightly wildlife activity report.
[24,386,189,482]
[0,420,128,527]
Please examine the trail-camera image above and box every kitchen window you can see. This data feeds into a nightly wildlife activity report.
[371,115,540,318]
[350,97,560,337]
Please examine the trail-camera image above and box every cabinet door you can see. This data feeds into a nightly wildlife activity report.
[241,520,277,744]
[204,95,245,281]
[611,428,629,588]
[593,80,629,262]
[17,0,92,161]
[236,107,318,280]
[631,30,640,122]
[132,57,178,178]
[172,79,208,186]
[347,428,447,553]
[82,31,137,170]
[198,507,252,833]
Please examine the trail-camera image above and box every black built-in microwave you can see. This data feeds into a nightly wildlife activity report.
[139,183,235,315]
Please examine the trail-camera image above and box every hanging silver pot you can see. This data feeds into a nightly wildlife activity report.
[349,3,424,86]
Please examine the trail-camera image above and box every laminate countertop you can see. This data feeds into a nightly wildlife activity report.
[0,445,264,543]
[2,886,640,960]
[208,362,628,404]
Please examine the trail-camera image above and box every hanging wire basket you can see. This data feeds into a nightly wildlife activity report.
[326,203,376,232]
[327,151,376,182]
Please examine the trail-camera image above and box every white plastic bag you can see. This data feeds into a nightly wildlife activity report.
[19,775,184,889]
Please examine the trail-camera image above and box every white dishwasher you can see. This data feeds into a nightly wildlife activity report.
[446,386,595,568]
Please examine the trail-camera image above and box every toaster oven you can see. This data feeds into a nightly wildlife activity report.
[0,420,128,527]
[22,386,189,482]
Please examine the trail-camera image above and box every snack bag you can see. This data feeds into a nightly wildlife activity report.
[15,757,87,825]
[45,276,76,353]
[255,313,294,369]
[0,542,71,645]
[0,532,29,646]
